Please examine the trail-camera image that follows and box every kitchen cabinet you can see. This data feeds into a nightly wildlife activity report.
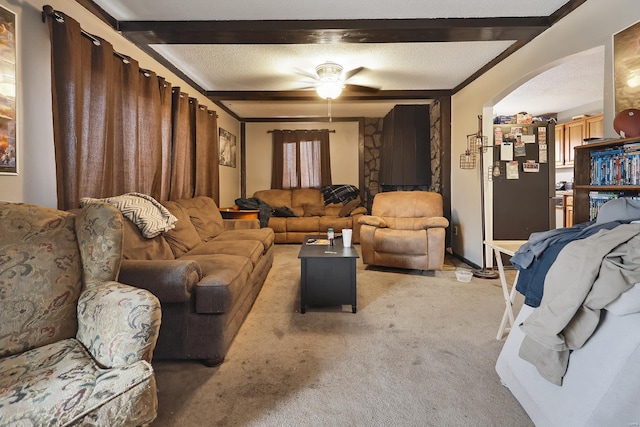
[555,124,565,166]
[564,194,574,227]
[564,119,585,167]
[557,114,604,168]
[585,114,604,139]
[573,135,640,224]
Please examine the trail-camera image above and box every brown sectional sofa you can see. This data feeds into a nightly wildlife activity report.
[253,188,367,243]
[117,196,274,366]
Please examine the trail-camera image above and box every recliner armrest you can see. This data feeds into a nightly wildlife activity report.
[358,215,387,228]
[420,216,449,229]
[119,259,202,303]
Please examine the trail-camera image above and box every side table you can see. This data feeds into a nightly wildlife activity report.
[484,239,527,340]
[219,207,259,220]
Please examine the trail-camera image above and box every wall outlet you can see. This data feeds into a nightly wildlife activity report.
[453,225,458,236]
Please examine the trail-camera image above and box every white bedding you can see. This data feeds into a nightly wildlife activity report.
[605,282,640,315]
[496,303,640,426]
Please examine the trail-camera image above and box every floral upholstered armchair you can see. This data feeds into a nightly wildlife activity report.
[0,202,162,426]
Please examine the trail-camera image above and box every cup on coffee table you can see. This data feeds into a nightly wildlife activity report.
[342,228,353,247]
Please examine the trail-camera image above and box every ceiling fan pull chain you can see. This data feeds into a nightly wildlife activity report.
[328,98,332,122]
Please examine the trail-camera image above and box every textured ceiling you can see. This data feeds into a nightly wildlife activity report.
[86,0,601,119]
[151,41,515,91]
[494,47,605,117]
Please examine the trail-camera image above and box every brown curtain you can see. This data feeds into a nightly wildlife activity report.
[158,78,173,201]
[47,9,220,209]
[318,131,332,187]
[271,130,331,189]
[270,130,286,189]
[168,89,195,200]
[194,106,219,204]
[136,70,164,198]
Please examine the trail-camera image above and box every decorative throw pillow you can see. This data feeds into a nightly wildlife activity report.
[273,206,297,217]
[338,199,361,217]
[303,203,326,217]
[161,201,202,258]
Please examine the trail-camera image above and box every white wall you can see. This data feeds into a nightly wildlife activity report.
[451,0,640,266]
[245,121,359,197]
[0,0,240,208]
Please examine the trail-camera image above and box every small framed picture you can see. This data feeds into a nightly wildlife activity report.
[0,5,16,175]
[218,127,237,168]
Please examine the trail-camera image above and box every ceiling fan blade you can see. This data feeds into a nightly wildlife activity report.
[344,83,379,93]
[293,67,320,81]
[343,66,365,80]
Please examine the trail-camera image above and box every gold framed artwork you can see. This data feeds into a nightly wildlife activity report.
[0,5,16,175]
[219,127,237,168]
[613,20,640,114]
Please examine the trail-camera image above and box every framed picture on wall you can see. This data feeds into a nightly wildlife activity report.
[0,5,16,175]
[219,127,237,168]
[613,20,640,114]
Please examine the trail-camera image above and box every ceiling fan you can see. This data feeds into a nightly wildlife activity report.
[296,62,379,120]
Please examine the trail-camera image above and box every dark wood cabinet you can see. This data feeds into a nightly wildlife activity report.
[379,105,431,186]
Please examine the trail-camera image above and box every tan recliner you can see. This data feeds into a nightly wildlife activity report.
[358,191,449,271]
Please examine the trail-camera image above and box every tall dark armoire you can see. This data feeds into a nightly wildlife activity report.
[380,104,431,189]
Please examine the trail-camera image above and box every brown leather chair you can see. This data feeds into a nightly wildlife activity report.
[358,191,449,271]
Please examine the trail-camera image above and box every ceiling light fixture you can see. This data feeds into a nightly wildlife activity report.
[314,62,345,121]
[315,62,344,100]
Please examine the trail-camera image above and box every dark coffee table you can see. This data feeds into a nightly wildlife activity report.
[298,234,359,313]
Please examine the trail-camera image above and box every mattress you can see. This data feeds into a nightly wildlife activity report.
[496,297,640,426]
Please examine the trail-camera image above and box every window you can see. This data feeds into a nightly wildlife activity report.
[271,130,332,189]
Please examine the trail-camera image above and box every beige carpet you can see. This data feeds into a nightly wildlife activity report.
[151,244,533,426]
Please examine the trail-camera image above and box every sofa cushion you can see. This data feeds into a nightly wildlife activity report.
[175,196,225,241]
[181,254,253,313]
[212,228,275,252]
[253,189,292,210]
[286,217,320,232]
[319,216,354,231]
[374,228,428,255]
[0,338,154,426]
[161,202,203,258]
[324,205,343,216]
[292,188,323,208]
[303,203,326,217]
[185,239,264,267]
[0,204,80,357]
[339,199,362,217]
[267,216,287,233]
[122,216,175,260]
[272,206,296,217]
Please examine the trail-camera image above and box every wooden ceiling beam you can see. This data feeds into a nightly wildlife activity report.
[206,89,450,102]
[118,17,551,45]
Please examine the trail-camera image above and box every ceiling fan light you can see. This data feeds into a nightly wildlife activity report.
[316,82,343,99]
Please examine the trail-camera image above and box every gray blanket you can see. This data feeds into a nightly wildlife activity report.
[519,223,640,385]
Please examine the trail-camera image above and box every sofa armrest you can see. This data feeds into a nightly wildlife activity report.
[350,206,368,216]
[223,218,260,230]
[419,216,450,229]
[77,282,162,367]
[358,215,387,228]
[119,259,201,303]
